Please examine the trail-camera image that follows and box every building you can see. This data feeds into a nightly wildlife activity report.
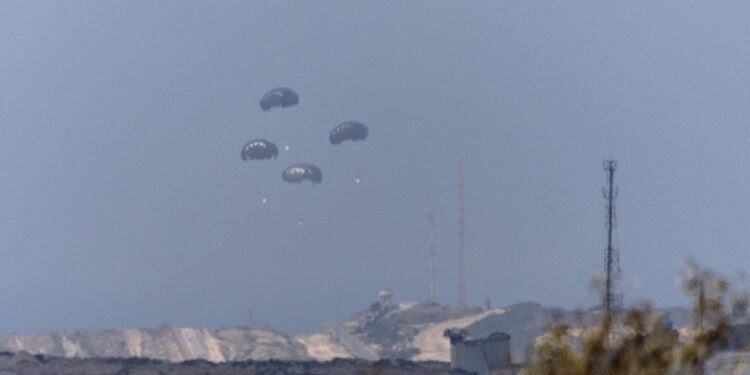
[706,352,750,375]
[444,328,512,375]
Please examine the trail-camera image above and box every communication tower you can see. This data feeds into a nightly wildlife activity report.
[603,159,622,315]
[428,212,437,303]
[457,161,466,307]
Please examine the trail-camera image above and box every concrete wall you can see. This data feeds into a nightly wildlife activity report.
[483,336,511,368]
[445,330,511,375]
[451,341,491,375]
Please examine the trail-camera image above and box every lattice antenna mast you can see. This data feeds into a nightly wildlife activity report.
[428,212,437,303]
[457,161,466,307]
[603,159,621,315]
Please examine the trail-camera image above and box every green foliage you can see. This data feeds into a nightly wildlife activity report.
[524,260,747,375]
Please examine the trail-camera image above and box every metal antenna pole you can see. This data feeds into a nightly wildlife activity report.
[603,159,621,315]
[458,161,466,307]
[428,212,437,303]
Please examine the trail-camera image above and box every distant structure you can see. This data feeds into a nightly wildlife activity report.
[443,328,511,375]
[705,324,750,375]
[428,212,437,303]
[706,352,750,375]
[457,161,467,307]
[603,159,622,315]
[378,290,393,309]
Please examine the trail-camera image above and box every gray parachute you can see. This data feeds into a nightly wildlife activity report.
[241,139,278,161]
[329,121,368,145]
[282,163,323,184]
[260,87,299,111]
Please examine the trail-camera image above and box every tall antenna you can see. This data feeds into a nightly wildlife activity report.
[457,161,466,307]
[603,159,622,315]
[428,211,437,303]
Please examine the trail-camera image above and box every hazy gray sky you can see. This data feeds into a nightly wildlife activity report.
[1,1,749,334]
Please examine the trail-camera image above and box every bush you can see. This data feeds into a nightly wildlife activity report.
[524,260,747,375]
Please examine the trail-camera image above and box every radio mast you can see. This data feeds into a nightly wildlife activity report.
[428,212,437,303]
[457,161,466,307]
[603,159,622,315]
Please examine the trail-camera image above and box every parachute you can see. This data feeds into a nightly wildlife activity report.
[241,139,278,161]
[260,87,299,111]
[329,121,368,145]
[282,163,323,184]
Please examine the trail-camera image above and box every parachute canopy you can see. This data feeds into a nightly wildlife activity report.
[260,87,299,111]
[241,139,279,161]
[282,163,322,184]
[330,121,369,145]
